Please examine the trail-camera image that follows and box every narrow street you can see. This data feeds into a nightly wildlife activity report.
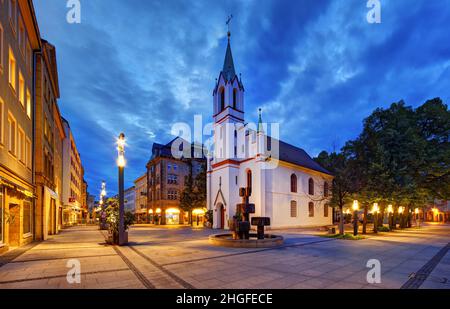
[0,224,449,289]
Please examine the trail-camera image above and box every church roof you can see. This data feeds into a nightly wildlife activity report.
[268,138,333,176]
[222,40,237,81]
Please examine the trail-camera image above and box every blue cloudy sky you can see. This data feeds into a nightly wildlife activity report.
[33,0,450,197]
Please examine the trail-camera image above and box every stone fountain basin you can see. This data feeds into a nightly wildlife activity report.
[209,233,284,248]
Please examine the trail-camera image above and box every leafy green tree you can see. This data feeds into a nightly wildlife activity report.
[315,151,360,235]
[180,162,195,225]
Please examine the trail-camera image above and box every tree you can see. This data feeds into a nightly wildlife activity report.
[193,162,207,209]
[315,151,359,235]
[180,162,195,225]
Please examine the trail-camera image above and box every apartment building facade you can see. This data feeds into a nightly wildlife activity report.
[0,0,40,253]
[134,173,147,222]
[61,118,83,226]
[146,138,205,225]
[34,39,60,240]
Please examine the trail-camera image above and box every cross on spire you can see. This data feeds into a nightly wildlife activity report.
[226,14,233,39]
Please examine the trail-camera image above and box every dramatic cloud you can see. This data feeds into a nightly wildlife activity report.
[34,0,450,196]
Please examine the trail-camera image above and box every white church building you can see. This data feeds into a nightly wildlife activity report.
[206,33,334,230]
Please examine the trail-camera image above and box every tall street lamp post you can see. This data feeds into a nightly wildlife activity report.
[387,204,393,230]
[100,181,107,230]
[352,200,359,236]
[415,208,420,228]
[372,203,379,233]
[398,206,405,229]
[117,133,127,245]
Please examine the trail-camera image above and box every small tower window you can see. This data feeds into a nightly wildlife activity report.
[246,170,252,190]
[220,87,225,111]
[233,88,237,109]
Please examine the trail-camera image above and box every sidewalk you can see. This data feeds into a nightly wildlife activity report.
[0,226,145,289]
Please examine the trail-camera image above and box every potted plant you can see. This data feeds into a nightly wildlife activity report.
[105,198,135,245]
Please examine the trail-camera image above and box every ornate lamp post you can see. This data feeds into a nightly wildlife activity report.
[398,206,405,229]
[352,200,359,236]
[415,208,420,228]
[117,133,127,245]
[99,181,107,230]
[387,204,394,229]
[372,203,379,233]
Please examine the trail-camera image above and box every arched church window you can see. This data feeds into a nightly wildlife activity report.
[290,174,297,193]
[290,201,297,218]
[246,170,252,190]
[309,178,314,195]
[220,87,225,111]
[233,88,237,109]
[309,202,315,217]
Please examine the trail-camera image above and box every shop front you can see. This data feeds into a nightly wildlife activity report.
[0,180,35,254]
[165,208,180,225]
[192,208,206,227]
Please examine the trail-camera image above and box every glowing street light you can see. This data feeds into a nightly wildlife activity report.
[117,133,127,245]
[387,204,394,229]
[398,206,404,214]
[373,203,379,233]
[352,200,359,236]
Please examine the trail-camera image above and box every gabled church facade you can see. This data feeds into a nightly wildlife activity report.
[206,33,334,229]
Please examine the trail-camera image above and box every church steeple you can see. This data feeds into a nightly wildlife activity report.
[222,37,237,82]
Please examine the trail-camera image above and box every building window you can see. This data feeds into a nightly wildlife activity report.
[324,203,329,218]
[18,71,24,106]
[173,164,177,171]
[290,201,297,218]
[0,23,4,71]
[309,202,315,217]
[0,187,3,244]
[26,42,32,73]
[7,113,16,155]
[0,98,3,144]
[8,47,16,91]
[246,170,252,190]
[26,89,31,118]
[167,189,178,200]
[324,181,329,197]
[167,174,178,185]
[308,178,314,195]
[23,200,32,235]
[9,0,17,33]
[233,88,237,109]
[18,16,25,53]
[219,87,225,111]
[290,174,297,193]
[25,137,31,168]
[18,126,24,163]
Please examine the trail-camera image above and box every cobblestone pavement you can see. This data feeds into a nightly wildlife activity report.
[0,224,448,289]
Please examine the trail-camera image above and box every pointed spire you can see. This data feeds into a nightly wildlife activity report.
[222,38,236,82]
[257,108,264,134]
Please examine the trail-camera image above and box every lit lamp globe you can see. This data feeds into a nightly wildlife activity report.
[398,206,404,214]
[372,203,379,214]
[415,208,419,215]
[148,209,153,214]
[387,204,393,214]
[352,200,359,211]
